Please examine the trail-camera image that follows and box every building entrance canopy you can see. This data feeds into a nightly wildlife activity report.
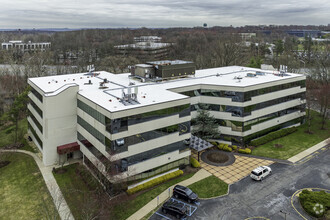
[57,142,80,155]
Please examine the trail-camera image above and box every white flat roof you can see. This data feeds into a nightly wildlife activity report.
[29,66,305,112]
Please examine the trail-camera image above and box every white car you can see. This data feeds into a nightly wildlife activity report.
[250,166,272,181]
[115,138,125,146]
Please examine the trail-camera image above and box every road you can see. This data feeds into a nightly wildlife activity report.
[150,146,330,220]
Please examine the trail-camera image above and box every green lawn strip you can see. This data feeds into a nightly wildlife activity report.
[252,111,330,160]
[0,152,58,219]
[53,163,101,219]
[113,172,195,220]
[187,175,228,198]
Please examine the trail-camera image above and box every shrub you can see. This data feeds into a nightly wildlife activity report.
[190,157,201,168]
[218,144,232,152]
[238,148,252,154]
[127,170,184,195]
[299,190,330,218]
[223,145,232,152]
[250,127,298,146]
[210,141,218,146]
[232,145,237,150]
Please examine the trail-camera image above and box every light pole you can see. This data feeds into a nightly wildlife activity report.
[280,210,289,220]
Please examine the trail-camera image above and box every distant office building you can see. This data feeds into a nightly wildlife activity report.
[286,30,321,38]
[1,40,51,52]
[134,36,162,43]
[240,33,257,40]
[115,36,172,61]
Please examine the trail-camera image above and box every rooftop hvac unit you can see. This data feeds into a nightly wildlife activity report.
[87,64,95,73]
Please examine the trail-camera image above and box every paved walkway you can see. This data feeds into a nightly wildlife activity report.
[192,151,273,184]
[287,138,330,163]
[126,169,212,220]
[1,149,74,220]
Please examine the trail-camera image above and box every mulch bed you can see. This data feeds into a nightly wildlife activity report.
[207,151,229,163]
[0,161,10,168]
[3,143,24,150]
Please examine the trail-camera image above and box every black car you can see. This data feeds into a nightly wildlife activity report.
[162,200,187,219]
[173,185,198,203]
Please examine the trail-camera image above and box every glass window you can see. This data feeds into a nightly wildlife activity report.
[29,97,43,118]
[107,123,188,153]
[28,122,43,149]
[77,116,105,145]
[31,87,43,103]
[77,100,105,125]
[28,110,42,133]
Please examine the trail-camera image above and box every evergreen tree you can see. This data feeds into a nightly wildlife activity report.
[6,87,29,143]
[192,108,219,140]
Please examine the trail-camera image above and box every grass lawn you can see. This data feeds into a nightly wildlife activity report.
[0,153,58,219]
[53,163,195,220]
[53,163,102,219]
[252,110,330,160]
[188,175,228,198]
[0,118,36,152]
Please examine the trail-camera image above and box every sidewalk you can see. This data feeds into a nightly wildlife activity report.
[287,138,330,163]
[126,169,212,220]
[1,149,74,220]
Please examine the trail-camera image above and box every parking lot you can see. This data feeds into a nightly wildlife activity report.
[149,146,329,220]
[150,197,200,220]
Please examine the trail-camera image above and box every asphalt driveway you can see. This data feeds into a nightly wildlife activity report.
[150,146,330,220]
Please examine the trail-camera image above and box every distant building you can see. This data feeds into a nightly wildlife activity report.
[115,36,172,61]
[286,30,321,38]
[240,33,257,40]
[134,36,162,43]
[1,40,51,52]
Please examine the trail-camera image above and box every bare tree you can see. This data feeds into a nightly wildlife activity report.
[310,44,330,129]
[213,34,246,67]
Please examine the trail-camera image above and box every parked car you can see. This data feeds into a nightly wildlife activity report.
[162,200,187,219]
[173,185,198,203]
[115,138,125,146]
[250,166,272,181]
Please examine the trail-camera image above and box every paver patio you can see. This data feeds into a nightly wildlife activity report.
[192,151,273,184]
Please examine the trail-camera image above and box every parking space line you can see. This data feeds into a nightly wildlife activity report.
[245,217,270,220]
[170,198,198,216]
[155,212,173,220]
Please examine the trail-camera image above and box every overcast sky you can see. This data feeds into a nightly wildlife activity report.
[0,0,329,28]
